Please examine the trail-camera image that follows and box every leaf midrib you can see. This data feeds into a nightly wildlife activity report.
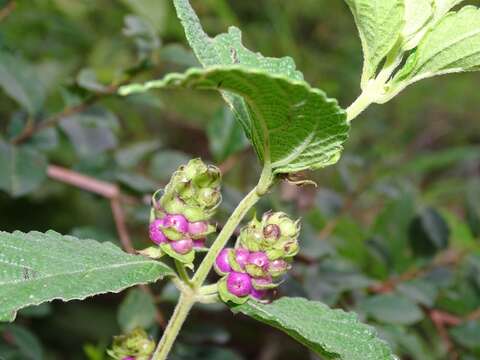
[0,259,162,287]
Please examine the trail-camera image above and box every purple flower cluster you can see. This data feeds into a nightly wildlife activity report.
[215,247,291,302]
[149,213,208,255]
[214,212,300,304]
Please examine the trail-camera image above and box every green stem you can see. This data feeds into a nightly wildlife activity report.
[175,260,192,286]
[151,167,274,360]
[346,91,373,123]
[151,292,195,360]
[191,186,262,286]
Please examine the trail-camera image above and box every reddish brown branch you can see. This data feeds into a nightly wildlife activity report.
[46,164,166,327]
[0,1,15,22]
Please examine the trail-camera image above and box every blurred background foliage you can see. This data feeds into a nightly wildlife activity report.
[1,0,480,359]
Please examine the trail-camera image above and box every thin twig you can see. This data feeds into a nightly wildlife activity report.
[46,164,166,327]
[111,197,135,254]
[0,1,15,23]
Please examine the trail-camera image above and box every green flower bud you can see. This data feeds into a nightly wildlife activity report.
[245,263,267,278]
[157,158,222,222]
[107,328,155,360]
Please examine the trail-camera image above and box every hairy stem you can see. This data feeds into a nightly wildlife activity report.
[192,166,272,286]
[151,292,195,360]
[151,167,273,359]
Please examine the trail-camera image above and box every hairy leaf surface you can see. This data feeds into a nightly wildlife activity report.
[0,231,174,322]
[120,67,348,174]
[345,0,404,87]
[233,297,396,360]
[170,0,348,173]
[394,6,480,86]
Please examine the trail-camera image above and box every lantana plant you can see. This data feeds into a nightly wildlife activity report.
[2,0,480,359]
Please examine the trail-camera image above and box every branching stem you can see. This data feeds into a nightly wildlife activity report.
[151,169,273,360]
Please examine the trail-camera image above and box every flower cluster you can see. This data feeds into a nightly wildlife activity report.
[107,328,155,360]
[148,159,221,264]
[214,212,300,304]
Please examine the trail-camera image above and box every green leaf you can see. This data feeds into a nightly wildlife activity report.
[233,297,396,360]
[59,107,119,158]
[0,141,47,197]
[450,321,480,350]
[433,0,467,20]
[121,66,348,174]
[393,6,480,88]
[359,293,424,325]
[207,106,249,162]
[0,230,174,322]
[402,0,434,50]
[168,0,348,174]
[408,208,450,257]
[0,50,45,115]
[117,288,157,332]
[114,140,161,168]
[345,0,404,87]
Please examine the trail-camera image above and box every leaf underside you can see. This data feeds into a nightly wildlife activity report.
[233,297,396,360]
[394,6,480,85]
[345,0,404,86]
[169,0,349,174]
[121,66,349,174]
[0,231,174,322]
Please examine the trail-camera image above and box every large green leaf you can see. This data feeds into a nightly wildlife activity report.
[0,141,47,197]
[233,297,396,360]
[393,6,480,87]
[121,66,348,174]
[345,0,404,87]
[0,231,174,322]
[170,0,348,174]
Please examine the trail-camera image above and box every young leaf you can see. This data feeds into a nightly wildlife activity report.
[0,230,174,322]
[0,141,47,197]
[232,297,396,360]
[393,6,480,89]
[402,0,434,50]
[120,66,348,174]
[345,0,404,87]
[433,0,466,20]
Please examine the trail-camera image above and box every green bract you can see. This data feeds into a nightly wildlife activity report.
[107,328,155,360]
[158,158,222,222]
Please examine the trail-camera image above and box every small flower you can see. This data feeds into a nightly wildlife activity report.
[247,251,269,269]
[149,220,167,245]
[234,248,250,269]
[170,238,193,255]
[215,248,232,274]
[215,212,300,304]
[250,287,267,300]
[226,272,252,297]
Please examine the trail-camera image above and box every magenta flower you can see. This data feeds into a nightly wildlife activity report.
[170,238,193,254]
[226,272,252,297]
[149,219,167,244]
